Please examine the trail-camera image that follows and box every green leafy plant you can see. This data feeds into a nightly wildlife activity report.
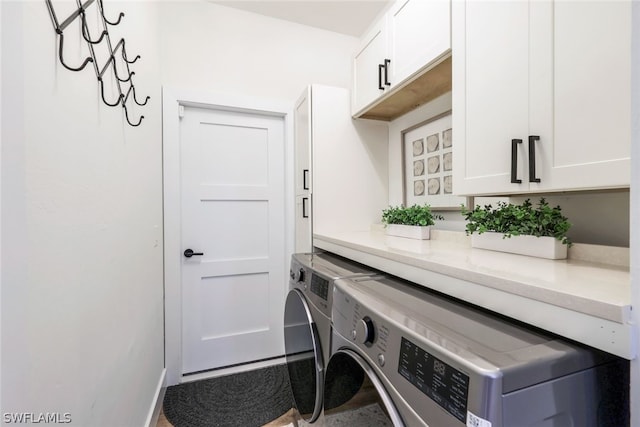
[381,204,443,227]
[461,198,572,245]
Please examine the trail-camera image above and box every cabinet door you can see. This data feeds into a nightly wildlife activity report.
[294,195,311,253]
[388,0,450,86]
[530,0,631,191]
[294,88,311,196]
[352,18,388,115]
[452,0,530,195]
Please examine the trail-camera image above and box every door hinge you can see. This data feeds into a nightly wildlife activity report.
[178,105,185,119]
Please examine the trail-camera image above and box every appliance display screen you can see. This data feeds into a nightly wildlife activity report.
[398,337,469,423]
[310,274,329,301]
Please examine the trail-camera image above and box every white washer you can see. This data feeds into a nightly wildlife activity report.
[324,275,629,426]
[283,252,381,423]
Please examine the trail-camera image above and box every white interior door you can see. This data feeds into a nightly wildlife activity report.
[180,106,286,374]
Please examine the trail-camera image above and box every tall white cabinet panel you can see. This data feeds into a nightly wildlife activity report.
[294,89,311,196]
[388,0,450,86]
[294,90,312,252]
[312,86,388,238]
[294,85,388,251]
[294,195,310,253]
[352,18,389,115]
[453,0,631,196]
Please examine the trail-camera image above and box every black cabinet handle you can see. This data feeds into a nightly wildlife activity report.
[528,135,541,183]
[302,197,309,218]
[511,139,522,184]
[383,59,391,86]
[184,249,203,258]
[303,169,309,190]
[378,64,385,90]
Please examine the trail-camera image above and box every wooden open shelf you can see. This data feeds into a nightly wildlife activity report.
[357,55,452,121]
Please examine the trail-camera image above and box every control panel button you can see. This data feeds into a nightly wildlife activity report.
[351,329,357,341]
[293,268,305,283]
[377,354,385,367]
[355,316,375,346]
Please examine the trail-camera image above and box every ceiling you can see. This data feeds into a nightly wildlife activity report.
[208,1,392,37]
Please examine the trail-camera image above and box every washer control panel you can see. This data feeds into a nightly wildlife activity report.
[289,259,332,317]
[398,337,469,423]
[310,274,329,301]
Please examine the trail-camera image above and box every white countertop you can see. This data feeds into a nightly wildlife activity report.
[313,230,635,359]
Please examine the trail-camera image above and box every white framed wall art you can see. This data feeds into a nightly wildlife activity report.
[403,112,465,209]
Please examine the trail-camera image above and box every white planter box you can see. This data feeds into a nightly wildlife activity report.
[385,224,431,240]
[471,232,567,260]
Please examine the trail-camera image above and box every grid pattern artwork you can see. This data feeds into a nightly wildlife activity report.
[403,113,465,208]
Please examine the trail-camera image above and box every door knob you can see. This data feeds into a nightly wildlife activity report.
[184,249,204,258]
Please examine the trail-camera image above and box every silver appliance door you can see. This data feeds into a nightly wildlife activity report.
[283,289,323,423]
[324,349,404,426]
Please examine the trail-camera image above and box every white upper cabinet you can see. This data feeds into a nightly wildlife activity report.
[387,0,450,85]
[353,18,389,115]
[352,0,451,117]
[453,0,631,196]
[536,1,631,192]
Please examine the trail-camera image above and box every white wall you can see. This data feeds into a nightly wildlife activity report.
[1,2,164,426]
[158,1,359,101]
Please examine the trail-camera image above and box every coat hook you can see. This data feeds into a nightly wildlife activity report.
[123,104,144,127]
[77,0,107,44]
[81,20,107,44]
[133,87,150,106]
[46,0,94,72]
[98,0,124,26]
[57,31,94,72]
[114,38,141,64]
[123,42,140,64]
[123,52,140,64]
[99,79,123,107]
[124,84,150,107]
[134,90,150,106]
[82,27,107,45]
[115,69,135,83]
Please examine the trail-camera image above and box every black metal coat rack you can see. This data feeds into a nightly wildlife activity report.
[45,0,149,127]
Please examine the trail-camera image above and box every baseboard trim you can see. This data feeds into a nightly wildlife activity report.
[181,356,286,384]
[145,368,167,427]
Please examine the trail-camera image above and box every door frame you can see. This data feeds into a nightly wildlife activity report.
[162,87,294,386]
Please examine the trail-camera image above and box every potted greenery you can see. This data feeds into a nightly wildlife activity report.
[381,204,442,240]
[461,198,571,259]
